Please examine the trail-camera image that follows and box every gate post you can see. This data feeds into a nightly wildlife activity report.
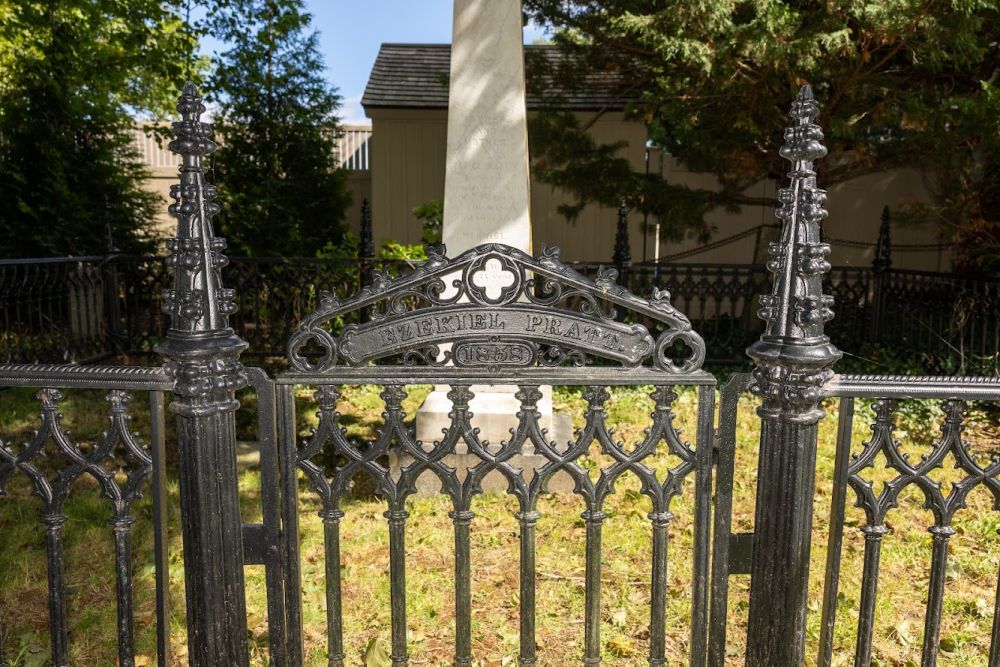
[101,195,126,357]
[613,198,632,285]
[869,206,892,339]
[744,86,841,666]
[155,83,251,666]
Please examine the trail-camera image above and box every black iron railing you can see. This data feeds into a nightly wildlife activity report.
[0,256,111,363]
[0,364,174,666]
[4,84,1000,667]
[1,254,997,373]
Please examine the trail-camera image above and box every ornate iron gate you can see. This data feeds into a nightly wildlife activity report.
[3,83,1000,667]
[273,241,717,665]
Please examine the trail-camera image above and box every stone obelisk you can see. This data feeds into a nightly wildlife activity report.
[411,0,570,494]
[441,0,532,254]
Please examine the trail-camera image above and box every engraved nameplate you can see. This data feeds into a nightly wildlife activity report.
[339,306,653,366]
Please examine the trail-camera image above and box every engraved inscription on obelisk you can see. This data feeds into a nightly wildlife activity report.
[442,0,532,255]
[408,0,572,495]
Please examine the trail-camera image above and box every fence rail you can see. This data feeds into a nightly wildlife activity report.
[336,125,371,170]
[129,127,179,169]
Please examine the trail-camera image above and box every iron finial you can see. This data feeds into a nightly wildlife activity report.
[874,206,892,271]
[162,82,234,334]
[747,85,841,413]
[360,198,374,260]
[156,82,247,409]
[613,198,631,268]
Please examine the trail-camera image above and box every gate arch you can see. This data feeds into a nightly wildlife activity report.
[287,243,706,375]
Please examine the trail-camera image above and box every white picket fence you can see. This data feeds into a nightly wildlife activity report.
[129,124,372,171]
[336,126,372,170]
[130,127,179,168]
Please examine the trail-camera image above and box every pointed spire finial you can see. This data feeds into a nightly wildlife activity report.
[161,82,234,334]
[359,198,374,260]
[747,85,841,413]
[156,82,246,408]
[613,198,631,269]
[170,82,216,161]
[874,206,892,271]
[791,85,817,116]
[780,85,827,163]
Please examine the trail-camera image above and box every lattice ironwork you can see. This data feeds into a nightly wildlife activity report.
[285,380,714,667]
[839,398,1000,665]
[278,237,716,665]
[0,386,158,667]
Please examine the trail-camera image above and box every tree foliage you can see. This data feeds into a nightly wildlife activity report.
[0,0,198,257]
[207,0,351,258]
[523,0,1000,272]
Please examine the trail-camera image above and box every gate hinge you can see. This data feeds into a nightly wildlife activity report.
[728,532,754,575]
[242,523,268,565]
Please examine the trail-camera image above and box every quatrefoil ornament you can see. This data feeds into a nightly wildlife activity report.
[465,254,522,305]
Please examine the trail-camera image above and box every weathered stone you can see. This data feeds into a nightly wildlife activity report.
[411,0,572,496]
[442,0,532,255]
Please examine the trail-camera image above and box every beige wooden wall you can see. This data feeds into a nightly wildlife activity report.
[366,109,646,260]
[136,125,374,245]
[344,171,372,235]
[144,169,177,238]
[147,168,372,243]
[368,109,448,245]
[367,108,951,270]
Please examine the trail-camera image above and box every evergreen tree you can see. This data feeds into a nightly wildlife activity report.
[0,0,198,257]
[207,0,351,257]
[523,0,1000,273]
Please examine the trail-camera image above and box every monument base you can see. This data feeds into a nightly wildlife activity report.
[397,385,574,496]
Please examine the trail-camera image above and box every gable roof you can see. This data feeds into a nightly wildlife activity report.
[361,43,635,112]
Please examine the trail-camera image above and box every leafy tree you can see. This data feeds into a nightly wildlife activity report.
[0,0,199,257]
[522,0,1000,273]
[207,0,351,257]
[413,199,443,245]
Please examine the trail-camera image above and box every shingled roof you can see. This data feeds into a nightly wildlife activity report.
[362,43,635,111]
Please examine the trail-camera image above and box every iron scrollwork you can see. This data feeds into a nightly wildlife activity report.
[288,243,706,374]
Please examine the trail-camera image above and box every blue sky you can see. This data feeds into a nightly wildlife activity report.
[308,1,547,124]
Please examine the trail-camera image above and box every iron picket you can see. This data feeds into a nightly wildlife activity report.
[816,397,854,667]
[819,377,1000,666]
[0,364,172,666]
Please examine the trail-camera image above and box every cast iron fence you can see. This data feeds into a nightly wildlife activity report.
[3,84,1000,667]
[2,254,997,374]
[0,257,112,363]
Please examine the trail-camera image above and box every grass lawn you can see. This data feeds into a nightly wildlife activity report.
[0,381,998,666]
